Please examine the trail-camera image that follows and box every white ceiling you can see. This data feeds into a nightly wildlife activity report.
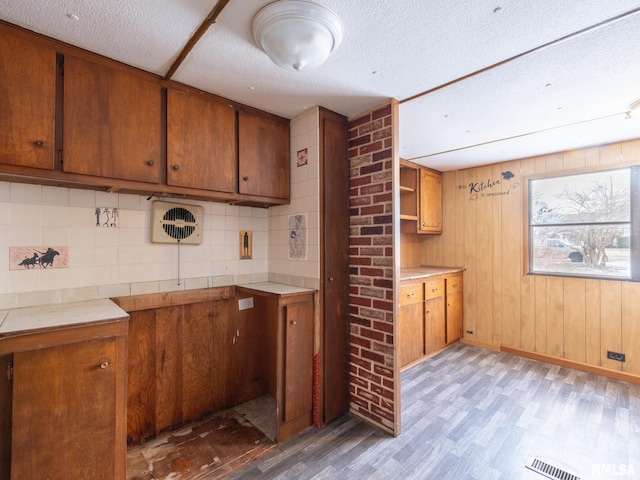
[2,1,640,171]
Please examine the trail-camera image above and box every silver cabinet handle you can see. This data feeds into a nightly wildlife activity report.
[100,361,109,369]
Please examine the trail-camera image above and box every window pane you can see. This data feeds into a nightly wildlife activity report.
[530,224,631,278]
[530,168,630,225]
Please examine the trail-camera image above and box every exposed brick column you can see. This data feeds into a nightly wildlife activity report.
[348,102,396,434]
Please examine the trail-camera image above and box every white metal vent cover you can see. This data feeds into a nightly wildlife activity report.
[150,201,203,244]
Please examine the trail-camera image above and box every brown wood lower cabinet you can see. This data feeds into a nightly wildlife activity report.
[0,313,128,480]
[398,271,464,368]
[114,285,316,446]
[235,286,315,442]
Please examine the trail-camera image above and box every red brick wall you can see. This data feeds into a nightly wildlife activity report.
[348,102,397,434]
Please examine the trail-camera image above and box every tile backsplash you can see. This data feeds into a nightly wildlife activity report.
[0,109,321,309]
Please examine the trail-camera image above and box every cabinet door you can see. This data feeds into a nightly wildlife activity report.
[446,291,464,344]
[0,354,11,480]
[425,296,446,354]
[12,338,118,479]
[167,89,237,192]
[320,108,350,423]
[0,28,56,169]
[418,168,443,234]
[398,302,425,367]
[63,55,161,183]
[283,301,314,422]
[238,111,290,199]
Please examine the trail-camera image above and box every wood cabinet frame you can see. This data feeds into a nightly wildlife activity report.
[0,318,128,479]
[398,271,464,369]
[0,21,291,207]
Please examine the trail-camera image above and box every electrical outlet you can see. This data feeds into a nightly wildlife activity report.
[606,350,626,362]
[238,297,254,311]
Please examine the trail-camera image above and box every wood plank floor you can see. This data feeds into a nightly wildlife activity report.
[132,343,640,479]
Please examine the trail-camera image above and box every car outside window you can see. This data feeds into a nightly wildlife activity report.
[527,166,639,280]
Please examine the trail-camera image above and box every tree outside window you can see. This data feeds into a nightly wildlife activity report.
[528,166,638,280]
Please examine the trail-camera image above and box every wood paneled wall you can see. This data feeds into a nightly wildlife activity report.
[419,139,640,378]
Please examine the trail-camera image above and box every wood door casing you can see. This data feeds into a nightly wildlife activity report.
[0,27,56,169]
[320,108,350,424]
[62,55,161,183]
[166,88,236,192]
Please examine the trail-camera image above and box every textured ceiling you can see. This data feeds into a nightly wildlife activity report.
[2,0,640,171]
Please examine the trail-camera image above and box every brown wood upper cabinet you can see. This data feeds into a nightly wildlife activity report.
[0,23,290,205]
[238,110,290,200]
[418,167,443,234]
[399,159,443,234]
[167,88,237,192]
[62,55,162,183]
[0,27,56,170]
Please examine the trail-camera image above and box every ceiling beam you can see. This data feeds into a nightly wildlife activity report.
[164,0,231,80]
[400,7,640,104]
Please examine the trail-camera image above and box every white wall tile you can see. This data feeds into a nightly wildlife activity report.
[11,183,41,204]
[40,226,69,246]
[69,189,95,207]
[0,182,10,202]
[9,225,40,246]
[95,191,119,208]
[61,286,97,303]
[11,204,40,226]
[42,205,69,226]
[43,186,69,206]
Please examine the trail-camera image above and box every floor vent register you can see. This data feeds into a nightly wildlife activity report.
[525,457,580,480]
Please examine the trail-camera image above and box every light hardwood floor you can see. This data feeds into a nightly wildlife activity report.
[228,343,640,479]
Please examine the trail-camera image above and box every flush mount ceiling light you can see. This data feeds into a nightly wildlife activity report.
[251,0,343,71]
[625,99,640,119]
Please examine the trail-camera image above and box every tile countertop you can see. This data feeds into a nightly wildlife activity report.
[0,298,129,338]
[400,266,465,281]
[237,281,316,296]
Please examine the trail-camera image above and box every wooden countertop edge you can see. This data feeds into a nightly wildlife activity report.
[112,286,236,312]
[399,266,465,282]
[0,317,128,354]
[236,285,317,299]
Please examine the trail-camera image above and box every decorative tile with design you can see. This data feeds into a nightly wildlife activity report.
[10,246,69,270]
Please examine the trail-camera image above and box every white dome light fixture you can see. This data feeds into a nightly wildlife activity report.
[251,0,343,72]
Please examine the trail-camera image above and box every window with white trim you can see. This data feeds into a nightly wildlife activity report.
[527,166,639,280]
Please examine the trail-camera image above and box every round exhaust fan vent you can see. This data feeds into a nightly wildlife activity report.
[151,201,203,244]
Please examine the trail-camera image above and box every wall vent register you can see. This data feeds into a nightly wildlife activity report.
[150,201,203,244]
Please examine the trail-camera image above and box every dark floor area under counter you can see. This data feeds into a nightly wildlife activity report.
[126,395,278,479]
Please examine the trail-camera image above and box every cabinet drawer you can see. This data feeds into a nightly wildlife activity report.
[424,279,445,299]
[446,275,463,294]
[399,283,423,305]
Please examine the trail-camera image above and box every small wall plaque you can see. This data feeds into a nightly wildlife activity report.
[288,214,307,260]
[95,207,119,227]
[10,246,69,270]
[297,148,308,167]
[240,231,252,259]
